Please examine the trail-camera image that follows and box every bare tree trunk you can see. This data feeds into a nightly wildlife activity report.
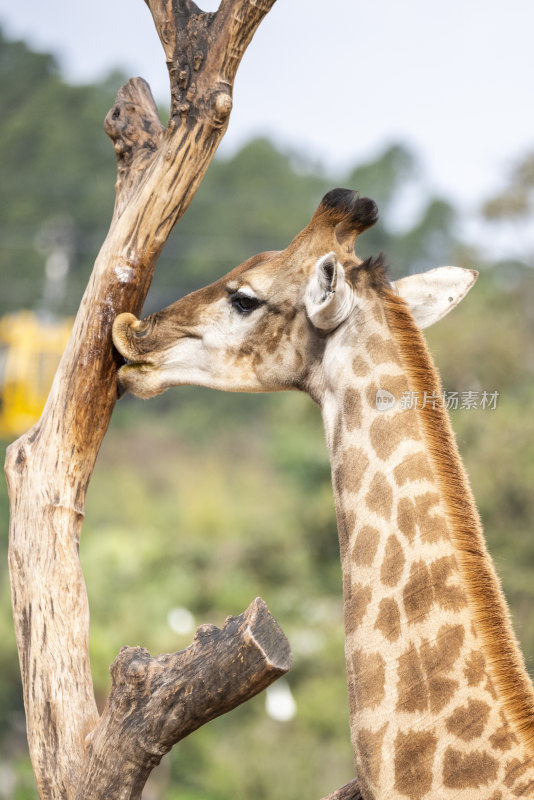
[5,2,284,797]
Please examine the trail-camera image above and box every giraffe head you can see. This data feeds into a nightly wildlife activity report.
[112,189,477,400]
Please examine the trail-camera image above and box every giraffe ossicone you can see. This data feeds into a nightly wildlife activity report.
[113,189,534,799]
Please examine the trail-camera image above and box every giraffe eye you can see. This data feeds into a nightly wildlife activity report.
[230,292,262,314]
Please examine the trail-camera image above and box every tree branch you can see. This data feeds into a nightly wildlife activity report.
[78,598,291,799]
[215,0,277,85]
[6,1,278,796]
[146,0,276,123]
[104,78,165,217]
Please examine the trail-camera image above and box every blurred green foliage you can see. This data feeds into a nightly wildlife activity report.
[1,28,534,800]
[483,150,534,221]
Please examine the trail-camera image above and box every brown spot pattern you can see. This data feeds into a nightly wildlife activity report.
[513,779,534,796]
[504,758,532,789]
[415,492,449,543]
[352,355,370,377]
[421,624,464,713]
[366,333,401,365]
[345,583,373,635]
[341,447,370,495]
[397,625,465,715]
[446,698,491,741]
[490,713,519,752]
[394,730,437,800]
[378,373,411,401]
[394,452,434,487]
[427,674,458,715]
[397,497,417,542]
[443,747,498,789]
[369,409,419,461]
[396,409,420,444]
[369,415,397,461]
[343,387,362,431]
[424,624,465,671]
[380,535,405,587]
[403,556,466,624]
[374,597,401,642]
[365,382,379,409]
[365,375,409,410]
[403,560,434,624]
[352,525,380,567]
[397,492,450,546]
[397,644,427,713]
[356,723,388,791]
[366,472,393,520]
[365,375,421,410]
[464,650,486,686]
[431,556,468,611]
[352,650,386,710]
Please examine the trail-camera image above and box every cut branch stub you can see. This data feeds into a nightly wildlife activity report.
[146,0,219,122]
[145,0,276,124]
[104,78,165,213]
[78,597,291,799]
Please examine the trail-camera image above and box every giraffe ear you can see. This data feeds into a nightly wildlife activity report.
[305,252,355,331]
[392,267,479,329]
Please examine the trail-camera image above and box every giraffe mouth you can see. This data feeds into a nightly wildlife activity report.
[116,359,167,399]
[119,358,153,370]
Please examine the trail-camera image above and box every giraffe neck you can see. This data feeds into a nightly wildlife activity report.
[319,291,534,799]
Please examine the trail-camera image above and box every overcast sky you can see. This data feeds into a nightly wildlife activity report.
[1,0,533,219]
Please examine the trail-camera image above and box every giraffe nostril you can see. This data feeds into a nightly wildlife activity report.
[113,312,151,358]
[132,319,151,338]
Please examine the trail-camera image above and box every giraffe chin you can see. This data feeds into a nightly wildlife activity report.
[117,363,167,399]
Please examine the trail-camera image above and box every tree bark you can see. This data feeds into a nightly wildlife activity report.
[78,598,291,799]
[5,1,277,797]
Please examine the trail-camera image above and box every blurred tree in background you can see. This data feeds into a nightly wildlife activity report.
[483,150,534,221]
[1,29,534,799]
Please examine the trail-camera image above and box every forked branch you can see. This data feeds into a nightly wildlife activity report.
[109,0,276,217]
[6,1,278,797]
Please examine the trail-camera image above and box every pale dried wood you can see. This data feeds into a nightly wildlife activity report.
[104,77,165,217]
[78,598,291,799]
[6,1,277,797]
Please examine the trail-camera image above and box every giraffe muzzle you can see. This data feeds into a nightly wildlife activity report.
[112,312,157,362]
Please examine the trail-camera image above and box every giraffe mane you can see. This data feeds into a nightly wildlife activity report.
[382,286,534,751]
[347,254,391,294]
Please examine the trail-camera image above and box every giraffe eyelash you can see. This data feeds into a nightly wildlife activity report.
[229,291,264,315]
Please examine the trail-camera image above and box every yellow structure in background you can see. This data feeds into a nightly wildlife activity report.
[0,311,72,439]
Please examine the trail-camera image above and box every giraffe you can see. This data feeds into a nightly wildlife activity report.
[112,189,534,799]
